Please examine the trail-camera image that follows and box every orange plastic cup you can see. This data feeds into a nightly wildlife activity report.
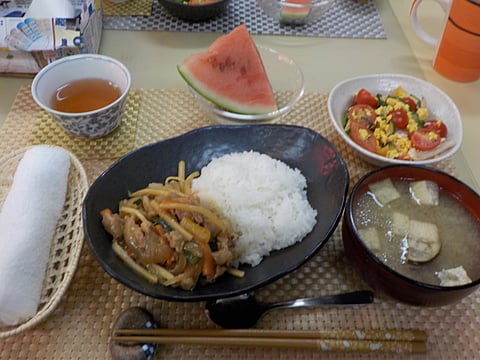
[410,0,480,82]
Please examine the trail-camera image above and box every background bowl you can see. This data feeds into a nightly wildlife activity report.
[159,0,230,21]
[83,124,349,302]
[257,0,337,25]
[342,165,480,306]
[187,46,304,125]
[327,73,463,166]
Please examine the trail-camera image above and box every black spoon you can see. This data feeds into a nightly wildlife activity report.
[205,290,374,328]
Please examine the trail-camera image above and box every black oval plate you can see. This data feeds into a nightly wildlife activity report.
[83,124,349,301]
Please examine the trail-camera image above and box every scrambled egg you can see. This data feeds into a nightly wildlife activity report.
[359,128,370,141]
[416,107,429,121]
[371,87,429,159]
[346,86,450,161]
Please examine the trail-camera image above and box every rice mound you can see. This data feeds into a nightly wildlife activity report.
[191,151,317,267]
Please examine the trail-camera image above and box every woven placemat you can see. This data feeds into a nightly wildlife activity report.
[0,87,479,359]
[25,89,141,160]
[104,0,154,16]
[103,0,387,39]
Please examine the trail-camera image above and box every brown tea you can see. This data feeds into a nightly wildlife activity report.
[50,78,122,113]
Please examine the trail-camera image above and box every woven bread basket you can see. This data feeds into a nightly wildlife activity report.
[0,146,88,338]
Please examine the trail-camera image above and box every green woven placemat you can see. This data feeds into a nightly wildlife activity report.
[28,89,140,160]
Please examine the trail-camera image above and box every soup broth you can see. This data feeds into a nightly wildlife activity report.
[353,179,480,286]
[50,78,122,113]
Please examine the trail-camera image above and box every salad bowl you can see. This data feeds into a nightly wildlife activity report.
[328,73,462,166]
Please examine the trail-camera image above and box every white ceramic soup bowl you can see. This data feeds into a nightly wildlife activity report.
[31,54,131,139]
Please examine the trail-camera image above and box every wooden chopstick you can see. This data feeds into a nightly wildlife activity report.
[114,328,427,341]
[111,328,427,354]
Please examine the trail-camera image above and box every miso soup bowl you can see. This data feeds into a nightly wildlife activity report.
[342,165,480,306]
[31,54,131,139]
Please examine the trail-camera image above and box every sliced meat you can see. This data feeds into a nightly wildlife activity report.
[101,209,124,239]
[123,216,146,254]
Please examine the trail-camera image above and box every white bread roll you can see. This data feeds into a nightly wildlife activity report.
[0,146,70,326]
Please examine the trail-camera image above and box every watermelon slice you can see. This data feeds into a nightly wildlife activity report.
[177,24,277,115]
[281,0,311,21]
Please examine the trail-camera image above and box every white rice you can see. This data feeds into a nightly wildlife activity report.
[191,151,317,267]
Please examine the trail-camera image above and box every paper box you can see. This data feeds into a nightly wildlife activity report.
[0,0,102,75]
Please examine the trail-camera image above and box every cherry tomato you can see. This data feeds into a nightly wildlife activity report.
[389,109,408,129]
[402,97,417,112]
[354,89,379,108]
[347,104,376,126]
[349,119,377,153]
[389,108,409,130]
[410,130,441,151]
[422,120,448,138]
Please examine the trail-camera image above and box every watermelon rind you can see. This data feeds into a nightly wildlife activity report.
[178,64,277,115]
[177,24,278,115]
[280,9,311,21]
[280,0,311,22]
